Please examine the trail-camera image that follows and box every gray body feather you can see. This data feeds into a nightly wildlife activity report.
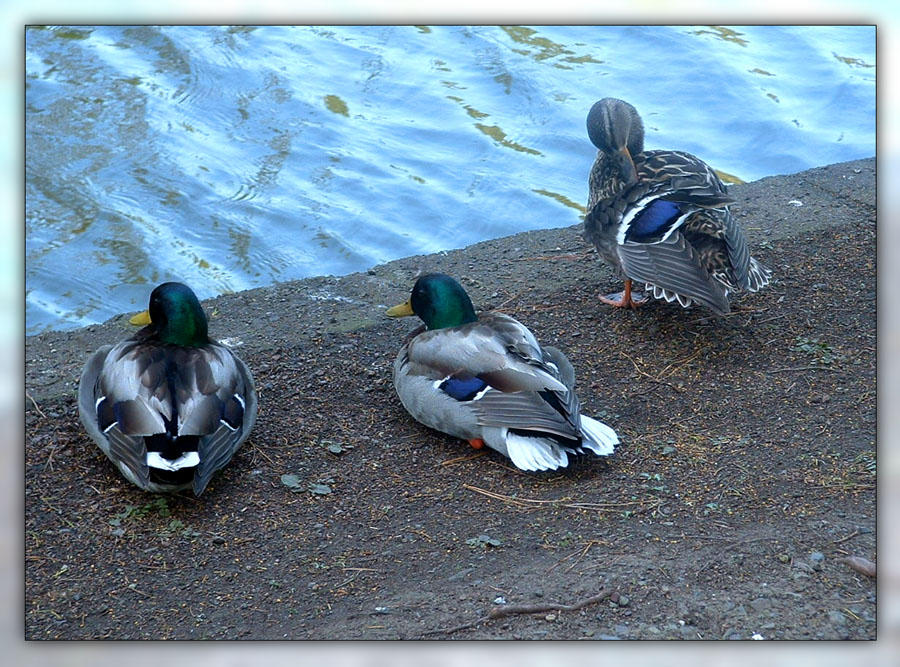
[392,312,617,471]
[78,337,257,495]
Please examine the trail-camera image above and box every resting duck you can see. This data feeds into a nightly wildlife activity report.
[78,282,257,495]
[385,273,618,471]
[583,97,771,314]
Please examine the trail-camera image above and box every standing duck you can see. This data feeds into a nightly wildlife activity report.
[386,273,618,471]
[583,97,771,314]
[78,282,257,495]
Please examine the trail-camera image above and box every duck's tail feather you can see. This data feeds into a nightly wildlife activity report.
[579,415,619,456]
[505,433,570,471]
[746,257,773,292]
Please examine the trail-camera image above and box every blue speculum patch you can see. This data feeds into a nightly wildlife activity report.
[440,376,488,401]
[626,199,682,241]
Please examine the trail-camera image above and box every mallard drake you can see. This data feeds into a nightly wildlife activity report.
[583,97,771,314]
[385,273,618,471]
[78,282,257,495]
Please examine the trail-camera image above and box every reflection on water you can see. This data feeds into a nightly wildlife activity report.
[25,25,875,333]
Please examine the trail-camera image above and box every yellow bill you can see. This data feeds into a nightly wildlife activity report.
[385,300,414,317]
[129,310,152,326]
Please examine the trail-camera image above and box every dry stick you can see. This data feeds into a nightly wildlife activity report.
[513,252,588,262]
[494,287,534,312]
[658,349,702,379]
[463,483,657,512]
[755,313,788,325]
[26,390,47,419]
[250,444,276,466]
[619,350,683,392]
[440,451,487,466]
[765,365,840,374]
[564,540,605,574]
[547,540,603,575]
[421,589,612,637]
[832,529,860,545]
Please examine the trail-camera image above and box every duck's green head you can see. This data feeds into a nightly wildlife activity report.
[129,282,209,347]
[386,273,477,330]
[586,97,644,185]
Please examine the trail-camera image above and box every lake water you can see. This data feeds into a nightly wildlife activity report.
[25,25,876,334]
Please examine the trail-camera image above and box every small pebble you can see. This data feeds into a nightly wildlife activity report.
[211,536,225,545]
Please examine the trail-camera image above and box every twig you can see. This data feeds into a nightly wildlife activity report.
[250,443,275,466]
[26,390,47,419]
[619,350,683,392]
[341,567,378,572]
[658,349,702,379]
[832,529,860,545]
[421,589,612,637]
[493,287,534,312]
[440,451,487,466]
[765,365,840,374]
[463,483,659,513]
[562,540,607,574]
[513,252,588,262]
[755,314,788,325]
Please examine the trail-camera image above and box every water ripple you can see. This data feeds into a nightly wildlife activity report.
[25,25,875,333]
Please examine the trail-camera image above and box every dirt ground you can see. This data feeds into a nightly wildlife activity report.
[24,159,876,640]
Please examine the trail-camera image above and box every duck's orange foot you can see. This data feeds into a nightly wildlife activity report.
[467,438,486,450]
[598,290,648,309]
[599,279,648,309]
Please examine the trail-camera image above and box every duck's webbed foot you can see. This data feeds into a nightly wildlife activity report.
[598,280,648,309]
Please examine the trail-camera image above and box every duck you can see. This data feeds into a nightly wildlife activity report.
[78,282,257,495]
[385,273,618,471]
[582,97,771,314]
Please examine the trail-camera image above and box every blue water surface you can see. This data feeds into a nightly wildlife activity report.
[25,25,876,333]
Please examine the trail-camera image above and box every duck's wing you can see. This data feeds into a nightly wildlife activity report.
[401,317,582,440]
[617,233,731,315]
[470,343,580,437]
[192,348,256,495]
[652,153,770,293]
[405,312,567,394]
[79,342,157,488]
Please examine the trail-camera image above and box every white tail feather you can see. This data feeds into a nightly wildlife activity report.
[146,451,200,471]
[747,258,772,292]
[647,283,693,309]
[505,433,569,471]
[579,415,618,456]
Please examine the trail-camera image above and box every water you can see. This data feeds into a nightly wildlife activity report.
[25,25,876,334]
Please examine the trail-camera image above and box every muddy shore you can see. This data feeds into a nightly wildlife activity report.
[25,158,876,640]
